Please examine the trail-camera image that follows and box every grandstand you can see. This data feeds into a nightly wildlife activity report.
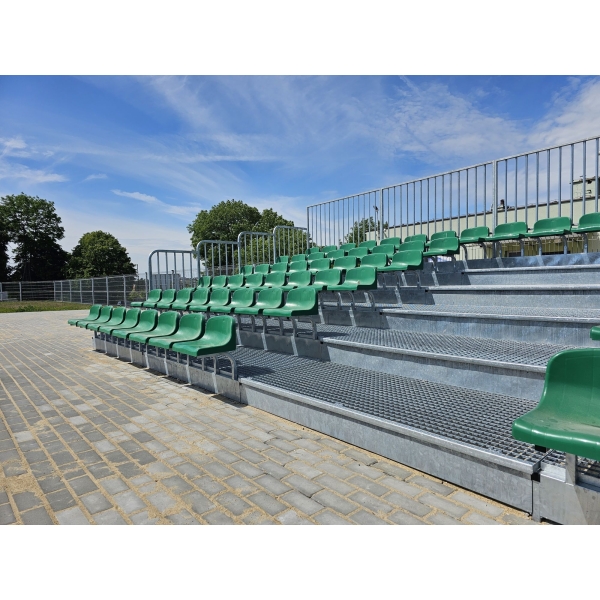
[70,134,600,524]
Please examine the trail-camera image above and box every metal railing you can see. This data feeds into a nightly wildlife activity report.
[195,240,239,276]
[273,225,308,260]
[148,250,198,291]
[237,231,274,272]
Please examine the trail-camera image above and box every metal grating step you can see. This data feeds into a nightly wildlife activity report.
[240,355,546,465]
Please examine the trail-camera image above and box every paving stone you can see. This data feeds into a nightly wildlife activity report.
[167,510,200,525]
[113,490,147,514]
[318,461,354,480]
[0,491,8,505]
[349,491,393,514]
[348,475,388,497]
[259,460,290,480]
[313,510,351,525]
[131,511,160,525]
[344,449,377,465]
[350,510,388,525]
[312,490,356,515]
[451,492,504,518]
[194,476,226,496]
[81,492,113,515]
[216,492,251,516]
[224,475,258,496]
[287,461,322,479]
[93,439,116,453]
[21,507,53,525]
[231,461,263,478]
[427,513,464,525]
[255,474,291,496]
[501,513,538,526]
[277,509,313,525]
[285,474,323,497]
[238,449,264,464]
[248,492,287,516]
[46,488,77,512]
[174,462,204,480]
[148,491,177,513]
[379,477,421,497]
[0,503,16,525]
[182,491,215,515]
[14,491,42,512]
[161,475,194,494]
[69,476,98,496]
[203,461,234,479]
[281,491,323,516]
[203,510,235,525]
[409,476,454,496]
[465,512,501,525]
[268,439,297,452]
[419,493,469,520]
[315,474,354,496]
[94,510,128,525]
[388,511,426,525]
[384,492,431,517]
[346,462,383,480]
[100,477,129,495]
[56,507,91,525]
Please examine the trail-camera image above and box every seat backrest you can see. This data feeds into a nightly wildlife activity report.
[265,272,286,286]
[241,265,254,275]
[398,240,425,252]
[211,275,228,287]
[177,313,205,337]
[538,349,600,425]
[98,306,113,319]
[327,249,346,260]
[430,230,457,242]
[231,287,255,307]
[391,250,423,268]
[160,289,177,303]
[360,254,387,268]
[428,237,459,252]
[108,307,126,322]
[348,247,370,258]
[288,260,308,272]
[358,240,378,250]
[285,286,318,309]
[139,309,159,327]
[208,287,230,305]
[320,245,337,253]
[121,308,141,327]
[198,276,212,288]
[190,287,209,304]
[270,262,288,273]
[86,305,102,319]
[307,247,322,255]
[309,258,331,272]
[277,255,289,263]
[371,245,392,255]
[157,310,180,331]
[379,237,401,247]
[339,243,356,252]
[288,271,311,286]
[404,234,428,244]
[532,216,572,233]
[307,252,325,262]
[147,288,162,302]
[227,274,245,287]
[291,253,307,262]
[203,315,236,346]
[256,287,284,308]
[246,273,265,286]
[460,226,490,240]
[578,212,600,228]
[255,264,270,274]
[493,221,528,236]
[334,256,358,270]
[344,266,377,286]
[174,288,194,303]
[314,268,341,286]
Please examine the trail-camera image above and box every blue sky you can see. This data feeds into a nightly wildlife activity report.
[1,75,600,271]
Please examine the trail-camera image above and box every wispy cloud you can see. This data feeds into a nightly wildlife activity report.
[83,173,107,181]
[0,161,67,183]
[111,189,201,217]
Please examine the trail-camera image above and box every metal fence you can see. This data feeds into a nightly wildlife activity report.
[0,275,148,306]
[307,134,600,258]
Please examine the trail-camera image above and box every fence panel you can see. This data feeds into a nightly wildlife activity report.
[195,240,239,276]
[273,226,309,259]
[237,231,274,270]
[148,250,198,291]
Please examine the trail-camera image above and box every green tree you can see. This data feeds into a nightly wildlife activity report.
[67,231,136,278]
[344,216,387,245]
[0,211,10,281]
[0,193,69,281]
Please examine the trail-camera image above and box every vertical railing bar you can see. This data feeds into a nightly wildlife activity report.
[535,151,540,223]
[525,154,529,229]
[546,150,551,219]
[582,140,587,216]
[570,144,574,223]
[596,138,599,213]
[514,157,518,223]
[492,161,498,231]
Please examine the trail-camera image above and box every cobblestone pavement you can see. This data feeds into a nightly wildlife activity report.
[0,310,539,525]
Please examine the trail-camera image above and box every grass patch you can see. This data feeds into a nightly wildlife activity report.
[0,301,92,313]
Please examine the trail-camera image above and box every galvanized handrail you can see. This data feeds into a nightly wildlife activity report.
[236,231,273,272]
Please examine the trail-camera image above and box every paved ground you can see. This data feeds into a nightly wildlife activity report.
[0,310,539,525]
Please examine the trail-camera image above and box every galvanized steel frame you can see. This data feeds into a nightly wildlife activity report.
[148,249,197,290]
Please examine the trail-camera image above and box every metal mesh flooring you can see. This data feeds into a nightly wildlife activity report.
[240,355,546,465]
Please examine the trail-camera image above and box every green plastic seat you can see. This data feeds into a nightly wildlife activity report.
[211,288,254,314]
[264,272,286,288]
[68,304,102,326]
[459,226,490,245]
[200,288,230,313]
[147,313,205,350]
[262,287,319,318]
[307,247,322,255]
[423,237,459,257]
[77,305,112,328]
[348,247,370,259]
[425,230,457,247]
[226,274,245,289]
[255,264,270,274]
[306,252,325,263]
[87,306,126,331]
[98,308,141,335]
[371,245,393,256]
[398,240,425,252]
[339,243,355,252]
[590,326,600,341]
[270,262,288,273]
[244,273,265,289]
[210,275,228,288]
[378,250,423,272]
[197,276,212,288]
[486,222,528,242]
[277,256,289,263]
[333,256,358,271]
[288,260,308,273]
[360,254,388,269]
[187,288,210,312]
[358,240,377,251]
[327,266,377,291]
[379,237,401,247]
[241,265,254,276]
[291,253,307,262]
[326,249,346,260]
[170,288,196,311]
[157,288,194,310]
[525,217,572,238]
[404,234,428,245]
[308,258,332,274]
[112,309,159,340]
[512,348,600,462]
[131,288,160,308]
[171,315,237,358]
[143,288,175,309]
[312,268,341,291]
[320,245,337,254]
[573,212,600,233]
[129,311,179,345]
[281,271,311,291]
[234,288,284,315]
